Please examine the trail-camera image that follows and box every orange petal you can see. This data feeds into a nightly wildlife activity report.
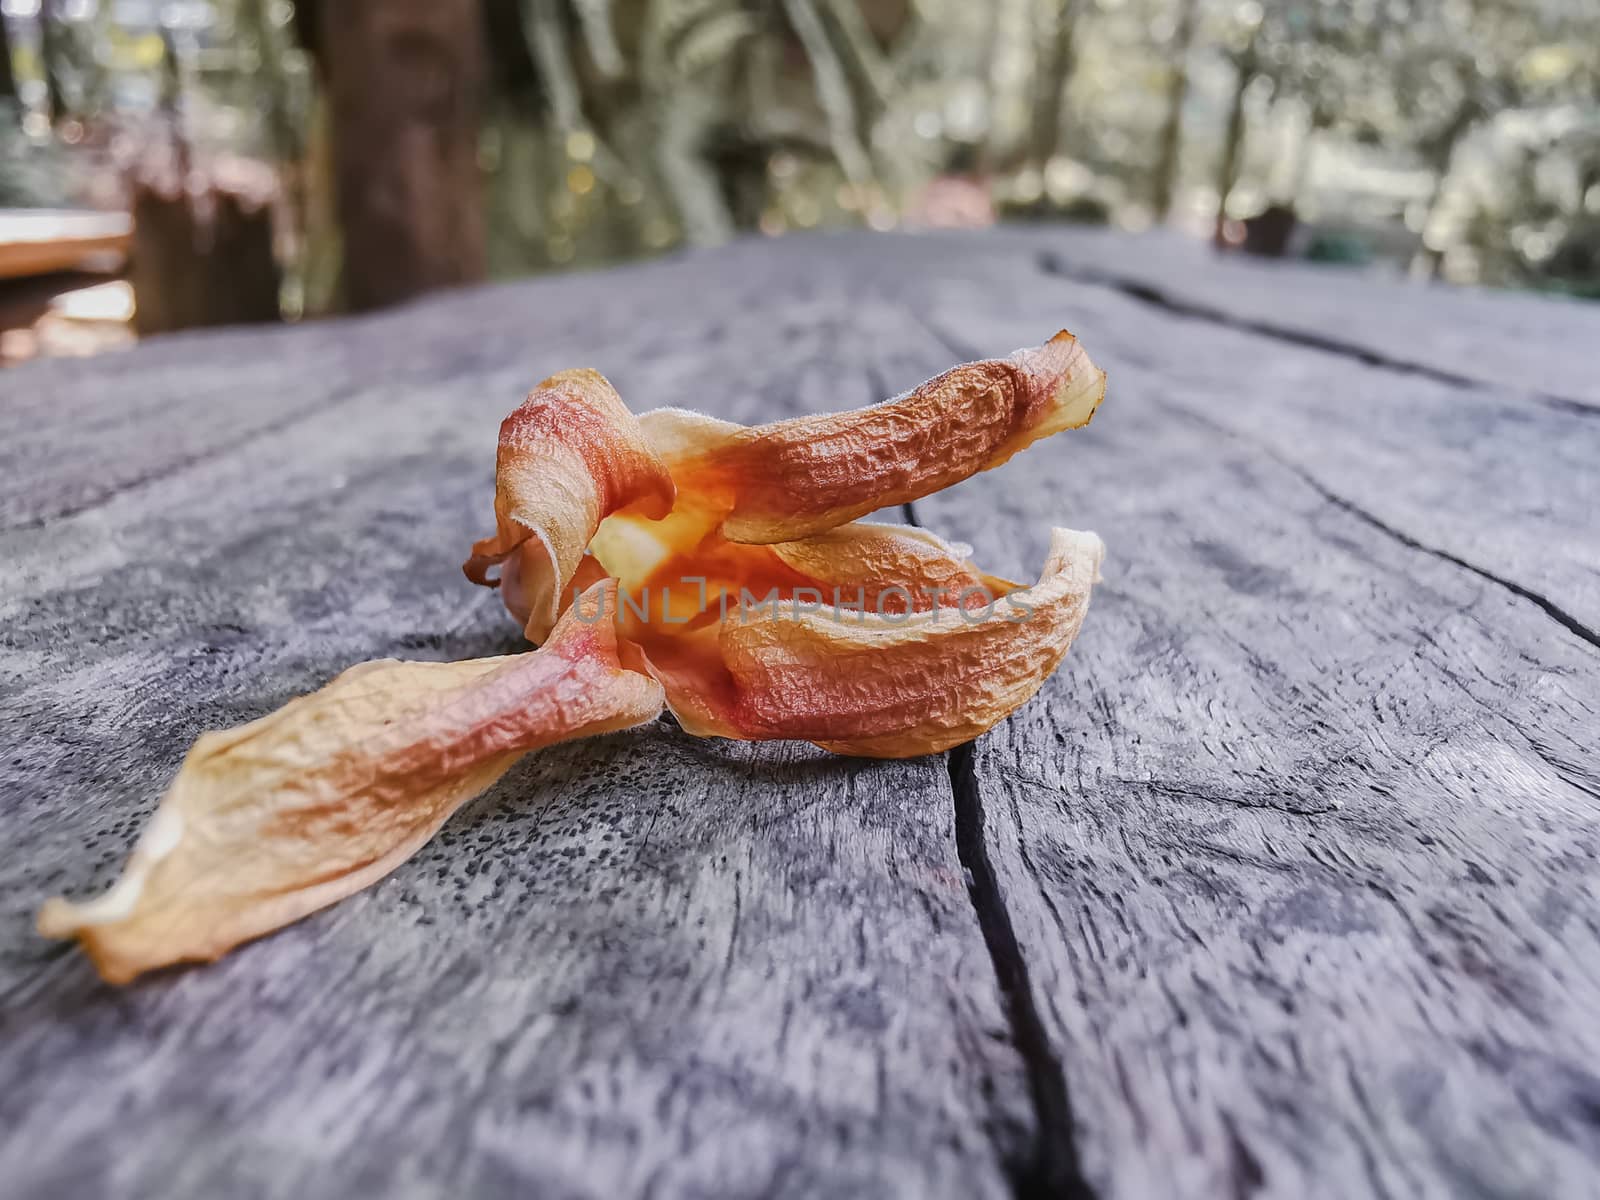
[37,583,664,983]
[641,331,1105,543]
[639,528,1104,758]
[464,369,675,641]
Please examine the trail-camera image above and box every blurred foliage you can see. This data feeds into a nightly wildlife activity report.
[0,100,68,205]
[2,0,1597,302]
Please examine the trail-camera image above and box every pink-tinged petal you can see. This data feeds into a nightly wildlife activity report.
[465,369,675,641]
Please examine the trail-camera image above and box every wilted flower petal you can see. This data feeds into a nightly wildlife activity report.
[464,369,675,641]
[646,528,1104,757]
[38,584,663,983]
[639,330,1105,544]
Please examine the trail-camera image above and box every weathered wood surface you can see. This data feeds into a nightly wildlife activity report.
[1038,227,1600,412]
[2,230,1597,1200]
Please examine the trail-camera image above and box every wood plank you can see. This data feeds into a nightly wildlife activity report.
[5,228,1596,1199]
[0,258,1037,1197]
[884,291,1600,1197]
[1031,226,1600,412]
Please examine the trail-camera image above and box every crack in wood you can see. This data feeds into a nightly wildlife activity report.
[905,284,1597,655]
[1149,392,1600,657]
[1287,464,1600,655]
[948,740,1097,1200]
[1035,251,1599,419]
[899,494,1097,1200]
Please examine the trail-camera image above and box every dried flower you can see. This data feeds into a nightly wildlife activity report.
[40,333,1106,981]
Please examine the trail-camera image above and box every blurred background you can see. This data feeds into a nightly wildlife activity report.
[1,0,1596,365]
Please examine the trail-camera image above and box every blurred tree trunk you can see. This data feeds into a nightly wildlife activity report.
[127,29,286,336]
[242,0,301,165]
[1152,0,1198,221]
[130,167,283,336]
[1274,103,1322,209]
[158,27,193,179]
[824,0,893,146]
[0,13,17,105]
[1028,0,1078,169]
[299,94,345,315]
[38,0,68,123]
[976,1,1005,173]
[1212,39,1258,246]
[784,0,875,192]
[316,0,487,311]
[1411,105,1476,280]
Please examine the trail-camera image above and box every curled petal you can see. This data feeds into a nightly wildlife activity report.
[641,331,1105,544]
[465,369,675,641]
[644,528,1105,758]
[37,584,664,983]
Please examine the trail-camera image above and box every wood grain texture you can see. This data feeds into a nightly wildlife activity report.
[3,229,1598,1200]
[883,261,1600,1199]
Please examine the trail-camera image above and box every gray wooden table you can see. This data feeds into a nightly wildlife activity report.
[3,229,1598,1200]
